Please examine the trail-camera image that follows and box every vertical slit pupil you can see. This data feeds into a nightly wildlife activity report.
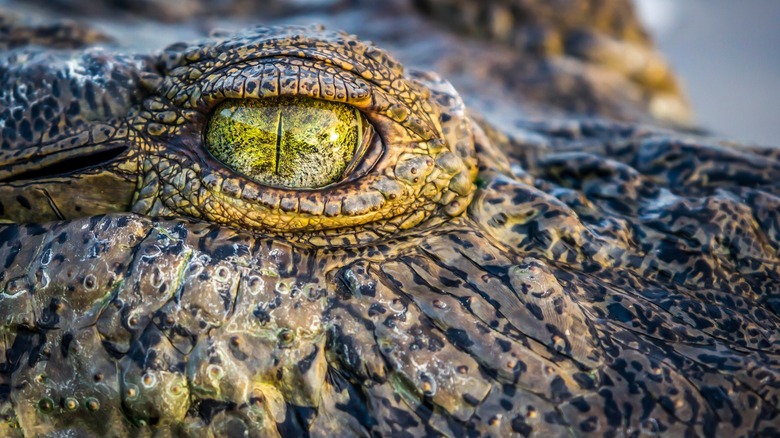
[275,111,283,175]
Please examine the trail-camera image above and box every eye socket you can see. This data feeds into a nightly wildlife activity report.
[205,96,372,189]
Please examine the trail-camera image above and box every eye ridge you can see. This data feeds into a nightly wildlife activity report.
[205,96,373,190]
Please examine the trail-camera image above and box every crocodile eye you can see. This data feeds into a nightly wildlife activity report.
[205,96,371,188]
[134,29,478,245]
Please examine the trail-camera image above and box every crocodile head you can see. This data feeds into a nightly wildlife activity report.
[1,4,779,437]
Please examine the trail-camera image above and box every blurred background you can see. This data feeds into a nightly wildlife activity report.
[3,0,777,145]
[633,0,780,146]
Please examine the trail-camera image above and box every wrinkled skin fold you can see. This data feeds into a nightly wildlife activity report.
[1,1,779,437]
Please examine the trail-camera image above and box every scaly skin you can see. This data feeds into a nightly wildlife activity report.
[1,1,779,437]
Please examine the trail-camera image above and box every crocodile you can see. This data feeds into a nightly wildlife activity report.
[0,0,779,436]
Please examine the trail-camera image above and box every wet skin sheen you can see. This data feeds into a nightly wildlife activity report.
[0,1,779,437]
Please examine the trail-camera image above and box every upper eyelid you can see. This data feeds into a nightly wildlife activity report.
[160,56,438,142]
[198,60,372,108]
[167,29,404,91]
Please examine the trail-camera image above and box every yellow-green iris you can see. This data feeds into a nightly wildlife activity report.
[206,96,368,188]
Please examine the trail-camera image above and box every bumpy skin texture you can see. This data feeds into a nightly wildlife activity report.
[1,1,779,437]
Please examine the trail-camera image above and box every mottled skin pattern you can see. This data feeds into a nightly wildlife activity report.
[1,1,779,437]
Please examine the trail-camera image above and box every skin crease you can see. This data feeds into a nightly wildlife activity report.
[0,1,779,437]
